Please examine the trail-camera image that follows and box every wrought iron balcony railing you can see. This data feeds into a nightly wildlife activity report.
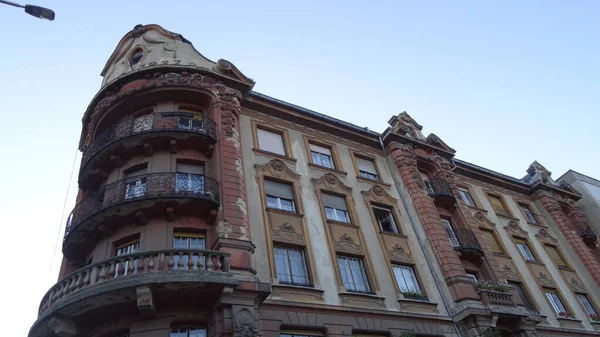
[81,112,217,173]
[39,249,230,315]
[64,173,219,242]
[448,228,483,252]
[425,178,456,202]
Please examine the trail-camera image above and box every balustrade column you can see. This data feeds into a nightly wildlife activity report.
[209,89,254,274]
[534,190,600,287]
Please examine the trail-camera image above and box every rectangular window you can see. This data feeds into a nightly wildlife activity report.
[372,206,399,234]
[265,179,296,212]
[322,193,350,223]
[172,232,206,270]
[459,188,477,207]
[577,294,598,316]
[356,157,378,180]
[124,166,148,199]
[520,203,539,224]
[544,289,568,315]
[170,327,206,337]
[466,272,478,283]
[515,239,536,262]
[510,281,535,311]
[482,230,504,254]
[420,172,434,195]
[337,255,371,293]
[176,162,205,194]
[441,218,460,248]
[489,195,510,217]
[115,239,140,276]
[545,246,569,269]
[274,245,310,286]
[257,128,286,156]
[309,143,334,169]
[392,264,422,294]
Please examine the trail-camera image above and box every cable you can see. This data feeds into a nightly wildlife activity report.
[49,147,79,275]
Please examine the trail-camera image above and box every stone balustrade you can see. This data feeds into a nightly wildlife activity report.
[478,289,516,307]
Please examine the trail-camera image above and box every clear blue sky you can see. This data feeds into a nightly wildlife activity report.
[1,1,599,333]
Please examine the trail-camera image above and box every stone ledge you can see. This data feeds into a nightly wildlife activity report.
[339,291,387,310]
[556,317,585,330]
[270,284,325,304]
[397,298,439,315]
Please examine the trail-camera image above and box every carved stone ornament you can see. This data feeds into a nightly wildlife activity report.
[362,184,397,205]
[233,308,259,337]
[504,221,528,238]
[389,243,412,262]
[312,172,352,193]
[474,212,496,230]
[255,159,300,181]
[271,222,304,245]
[334,233,363,255]
[502,264,519,280]
[325,174,337,184]
[537,272,554,287]
[568,277,585,292]
[535,229,558,246]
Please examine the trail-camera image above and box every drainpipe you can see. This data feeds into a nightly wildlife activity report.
[378,136,463,337]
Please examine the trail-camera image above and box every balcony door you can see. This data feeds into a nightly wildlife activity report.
[441,218,460,247]
[124,166,148,199]
[115,240,140,276]
[175,162,204,194]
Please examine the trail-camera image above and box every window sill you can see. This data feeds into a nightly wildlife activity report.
[525,260,545,266]
[252,148,297,163]
[308,163,347,176]
[356,175,391,187]
[266,207,304,218]
[496,214,520,221]
[466,205,488,213]
[397,297,440,314]
[339,291,386,309]
[326,219,356,227]
[378,231,408,239]
[492,252,510,258]
[557,266,575,272]
[526,221,548,228]
[271,283,325,302]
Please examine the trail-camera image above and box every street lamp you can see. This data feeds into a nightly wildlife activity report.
[0,0,55,21]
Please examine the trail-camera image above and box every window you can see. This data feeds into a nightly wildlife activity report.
[466,272,478,283]
[178,110,204,131]
[482,231,504,254]
[545,246,569,269]
[510,281,535,311]
[420,172,434,194]
[392,264,422,294]
[280,333,322,337]
[176,162,205,194]
[309,143,334,169]
[274,245,310,286]
[115,239,139,276]
[372,206,399,234]
[257,128,286,156]
[515,239,536,262]
[519,204,538,224]
[133,113,154,132]
[441,218,460,248]
[124,166,148,199]
[459,188,477,207]
[577,294,598,316]
[544,289,568,315]
[356,156,378,180]
[488,195,510,217]
[337,255,370,293]
[265,180,296,212]
[170,327,206,337]
[172,232,206,270]
[322,193,350,223]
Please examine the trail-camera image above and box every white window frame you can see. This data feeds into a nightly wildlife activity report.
[441,218,460,248]
[115,240,140,276]
[274,245,310,286]
[337,255,371,293]
[356,156,378,181]
[517,242,537,262]
[392,264,422,294]
[459,188,477,207]
[373,206,398,234]
[324,206,350,223]
[520,204,538,224]
[577,294,598,316]
[545,290,567,314]
[257,127,286,156]
[310,143,334,169]
[466,272,478,283]
[170,327,206,337]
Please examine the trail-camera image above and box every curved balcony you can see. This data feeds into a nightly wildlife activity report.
[449,229,484,262]
[575,221,597,245]
[63,172,219,259]
[425,178,456,207]
[79,112,217,189]
[33,249,234,337]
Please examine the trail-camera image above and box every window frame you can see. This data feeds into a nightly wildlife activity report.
[543,288,570,316]
[392,264,424,296]
[485,192,514,218]
[273,244,311,287]
[543,244,570,270]
[252,121,293,159]
[308,142,336,169]
[264,179,297,213]
[515,238,537,262]
[337,255,372,294]
[351,152,381,182]
[518,202,540,225]
[509,281,537,312]
[576,293,599,317]
[321,192,351,224]
[372,204,400,234]
[458,186,478,208]
[481,229,505,255]
[169,326,207,337]
[304,137,343,172]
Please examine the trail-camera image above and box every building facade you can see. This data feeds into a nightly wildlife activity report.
[29,24,600,337]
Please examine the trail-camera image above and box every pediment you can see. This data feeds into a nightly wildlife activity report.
[255,159,300,180]
[504,220,528,238]
[312,173,352,193]
[535,229,558,246]
[473,212,496,230]
[425,134,456,154]
[361,185,397,205]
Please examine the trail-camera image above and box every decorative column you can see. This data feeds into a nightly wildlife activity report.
[534,190,600,287]
[388,143,478,301]
[210,86,254,275]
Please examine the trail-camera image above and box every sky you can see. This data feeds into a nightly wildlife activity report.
[1,0,599,334]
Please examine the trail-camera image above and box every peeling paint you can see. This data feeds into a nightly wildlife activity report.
[235,197,248,216]
[217,220,232,237]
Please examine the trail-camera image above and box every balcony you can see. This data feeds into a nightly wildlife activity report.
[425,178,456,207]
[79,112,217,189]
[63,172,219,259]
[574,222,597,245]
[449,229,484,262]
[33,249,233,336]
[478,289,516,307]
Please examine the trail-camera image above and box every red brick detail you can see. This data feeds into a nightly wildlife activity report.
[388,146,478,302]
[535,192,600,287]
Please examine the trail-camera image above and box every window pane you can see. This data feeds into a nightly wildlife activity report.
[577,294,598,315]
[489,195,509,215]
[399,265,421,293]
[441,219,460,247]
[321,193,348,210]
[459,188,476,207]
[274,246,292,283]
[520,204,538,224]
[265,180,295,200]
[289,248,309,285]
[482,231,503,254]
[356,157,377,174]
[337,256,354,290]
[279,199,296,212]
[349,257,369,292]
[373,207,398,233]
[258,128,286,155]
[517,243,536,262]
[335,209,350,223]
[392,265,409,292]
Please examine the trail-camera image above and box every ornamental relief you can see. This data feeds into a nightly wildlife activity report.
[331,227,363,255]
[268,213,305,246]
[474,211,496,230]
[535,229,558,246]
[382,235,413,263]
[504,221,528,238]
[255,159,300,181]
[361,184,397,205]
[312,173,352,194]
